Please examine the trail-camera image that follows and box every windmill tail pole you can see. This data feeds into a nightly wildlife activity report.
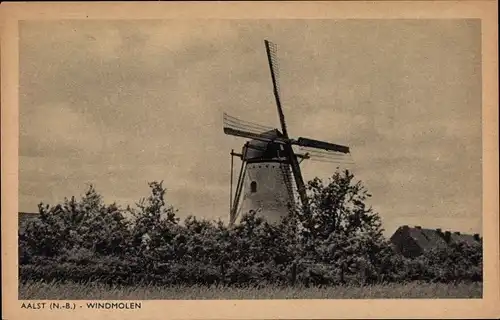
[229,143,249,225]
[229,149,234,222]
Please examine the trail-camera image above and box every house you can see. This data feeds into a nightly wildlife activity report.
[390,225,481,258]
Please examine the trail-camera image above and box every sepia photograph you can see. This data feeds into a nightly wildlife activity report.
[2,2,499,319]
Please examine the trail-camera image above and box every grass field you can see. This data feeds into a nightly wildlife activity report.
[19,280,482,299]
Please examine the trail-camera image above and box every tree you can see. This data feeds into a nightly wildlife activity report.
[298,169,383,241]
[127,181,179,246]
[290,169,390,283]
[19,184,132,262]
[125,181,182,275]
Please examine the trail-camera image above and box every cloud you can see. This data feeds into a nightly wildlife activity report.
[20,102,127,159]
[19,19,482,236]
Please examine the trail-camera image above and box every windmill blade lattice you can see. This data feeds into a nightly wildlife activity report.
[265,40,289,138]
[298,146,355,164]
[223,112,290,146]
[265,40,281,99]
[223,112,275,134]
[296,137,350,154]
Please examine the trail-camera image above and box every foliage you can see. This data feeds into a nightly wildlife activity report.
[19,185,131,262]
[18,170,483,287]
[417,241,483,282]
[301,170,382,239]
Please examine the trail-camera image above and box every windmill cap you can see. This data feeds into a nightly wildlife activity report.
[243,129,286,161]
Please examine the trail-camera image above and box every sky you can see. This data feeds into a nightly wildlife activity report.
[19,19,482,236]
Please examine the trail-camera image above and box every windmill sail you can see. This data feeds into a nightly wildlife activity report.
[223,112,275,134]
[296,137,350,154]
[298,146,354,164]
[265,40,289,138]
[223,113,288,145]
[278,162,297,211]
[286,145,309,211]
[264,40,310,211]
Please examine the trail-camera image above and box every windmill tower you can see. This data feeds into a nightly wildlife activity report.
[224,40,353,225]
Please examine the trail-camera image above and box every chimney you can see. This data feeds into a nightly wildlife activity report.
[402,225,409,231]
[444,231,451,243]
[454,231,461,235]
[473,233,480,241]
[436,228,442,234]
[415,226,421,229]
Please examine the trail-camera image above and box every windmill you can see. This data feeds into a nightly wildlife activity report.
[224,40,353,226]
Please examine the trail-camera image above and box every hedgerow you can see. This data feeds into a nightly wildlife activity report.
[18,171,482,286]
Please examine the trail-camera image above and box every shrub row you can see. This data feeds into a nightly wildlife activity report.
[19,179,482,286]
